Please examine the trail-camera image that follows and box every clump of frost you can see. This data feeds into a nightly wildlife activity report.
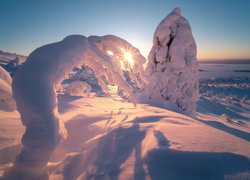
[138,8,199,114]
[66,81,91,96]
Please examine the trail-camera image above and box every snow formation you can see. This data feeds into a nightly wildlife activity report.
[139,8,199,114]
[10,35,146,178]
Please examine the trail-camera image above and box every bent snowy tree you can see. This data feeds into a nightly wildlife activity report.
[10,35,146,179]
[139,8,199,114]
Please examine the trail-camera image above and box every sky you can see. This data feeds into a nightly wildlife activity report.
[0,0,249,60]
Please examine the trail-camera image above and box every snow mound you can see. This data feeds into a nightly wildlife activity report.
[138,7,199,115]
[0,66,16,111]
[10,34,146,178]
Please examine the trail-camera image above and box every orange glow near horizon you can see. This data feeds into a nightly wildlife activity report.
[197,45,250,60]
[139,48,250,61]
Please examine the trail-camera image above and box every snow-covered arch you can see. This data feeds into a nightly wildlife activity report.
[10,35,146,178]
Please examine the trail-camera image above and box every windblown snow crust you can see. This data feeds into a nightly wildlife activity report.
[9,35,146,178]
[139,8,199,114]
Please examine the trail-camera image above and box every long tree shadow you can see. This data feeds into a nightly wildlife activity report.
[57,94,83,113]
[195,118,250,141]
[85,124,145,180]
[51,114,109,162]
[133,115,167,123]
[147,130,250,180]
[54,115,250,179]
[146,148,250,180]
[197,97,250,121]
[61,124,146,180]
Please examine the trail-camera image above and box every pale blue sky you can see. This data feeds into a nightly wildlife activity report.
[0,0,249,60]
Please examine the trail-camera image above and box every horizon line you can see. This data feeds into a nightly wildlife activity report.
[1,49,250,62]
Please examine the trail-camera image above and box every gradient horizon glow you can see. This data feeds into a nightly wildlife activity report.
[0,0,249,60]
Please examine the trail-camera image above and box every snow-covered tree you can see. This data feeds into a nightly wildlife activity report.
[139,8,199,115]
[10,35,146,179]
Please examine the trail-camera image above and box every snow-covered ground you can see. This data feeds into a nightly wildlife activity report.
[199,61,250,79]
[0,61,249,179]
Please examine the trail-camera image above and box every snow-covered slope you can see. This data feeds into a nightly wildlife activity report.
[1,95,249,179]
[41,96,250,179]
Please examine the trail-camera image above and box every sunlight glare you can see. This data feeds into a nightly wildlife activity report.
[124,51,134,67]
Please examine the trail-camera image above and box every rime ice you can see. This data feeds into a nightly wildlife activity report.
[142,8,199,114]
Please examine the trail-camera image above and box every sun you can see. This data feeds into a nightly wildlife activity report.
[123,51,135,67]
[124,52,132,61]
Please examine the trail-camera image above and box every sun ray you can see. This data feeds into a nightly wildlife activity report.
[120,47,135,68]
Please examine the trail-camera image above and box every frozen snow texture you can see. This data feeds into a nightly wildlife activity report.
[66,81,91,96]
[140,8,199,114]
[10,35,146,178]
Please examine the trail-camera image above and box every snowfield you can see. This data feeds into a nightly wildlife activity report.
[0,8,250,180]
[0,94,249,179]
